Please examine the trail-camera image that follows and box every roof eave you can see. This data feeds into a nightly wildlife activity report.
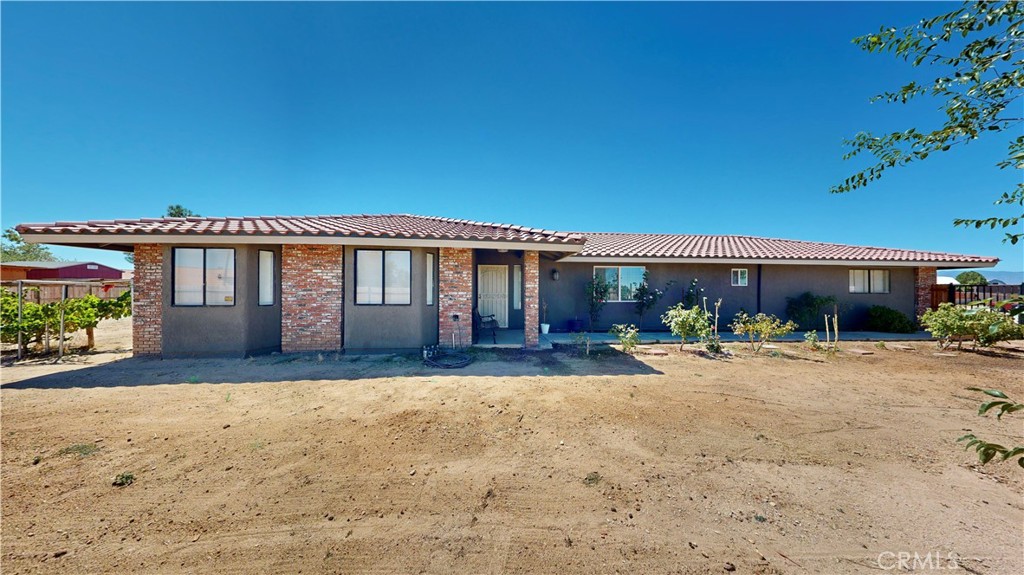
[19,232,586,253]
[560,255,999,269]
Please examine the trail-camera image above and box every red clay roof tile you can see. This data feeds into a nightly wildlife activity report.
[571,232,997,264]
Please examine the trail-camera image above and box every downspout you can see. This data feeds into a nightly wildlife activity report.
[756,264,762,314]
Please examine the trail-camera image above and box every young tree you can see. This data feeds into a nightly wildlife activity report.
[633,271,673,332]
[584,276,611,332]
[832,1,1023,244]
[955,270,989,285]
[1,229,60,262]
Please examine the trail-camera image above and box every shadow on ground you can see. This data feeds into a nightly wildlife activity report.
[1,347,663,390]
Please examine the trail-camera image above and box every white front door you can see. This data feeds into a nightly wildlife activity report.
[477,265,509,328]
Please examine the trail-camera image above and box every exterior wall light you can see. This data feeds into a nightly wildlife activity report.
[551,269,560,281]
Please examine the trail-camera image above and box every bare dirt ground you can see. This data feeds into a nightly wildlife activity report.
[2,320,1022,574]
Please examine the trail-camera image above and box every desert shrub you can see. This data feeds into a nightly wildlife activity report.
[921,303,1022,349]
[865,305,916,333]
[730,312,797,353]
[112,472,135,487]
[785,292,837,330]
[609,324,640,354]
[661,304,710,350]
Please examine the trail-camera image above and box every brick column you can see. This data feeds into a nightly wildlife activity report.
[281,245,343,353]
[438,247,473,348]
[913,266,937,324]
[523,250,540,348]
[132,244,163,357]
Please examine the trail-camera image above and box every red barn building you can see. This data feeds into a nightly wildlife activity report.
[0,261,124,281]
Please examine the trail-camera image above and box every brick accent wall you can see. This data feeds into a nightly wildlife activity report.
[438,247,473,348]
[281,245,343,353]
[523,250,540,348]
[132,244,163,356]
[913,266,937,323]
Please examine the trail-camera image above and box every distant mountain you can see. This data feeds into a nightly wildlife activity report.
[983,271,1023,285]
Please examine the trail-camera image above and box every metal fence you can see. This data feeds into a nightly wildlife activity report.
[931,283,1023,309]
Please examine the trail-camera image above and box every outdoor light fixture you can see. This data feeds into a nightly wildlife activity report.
[551,269,560,281]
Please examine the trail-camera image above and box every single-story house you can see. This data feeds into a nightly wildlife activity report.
[16,214,998,357]
[0,260,124,281]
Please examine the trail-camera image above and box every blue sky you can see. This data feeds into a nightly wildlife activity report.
[2,1,1020,272]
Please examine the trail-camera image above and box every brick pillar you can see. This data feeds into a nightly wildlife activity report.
[132,244,163,357]
[913,266,937,324]
[438,247,473,348]
[281,245,343,353]
[523,250,540,348]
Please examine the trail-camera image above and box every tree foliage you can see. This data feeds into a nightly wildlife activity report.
[0,288,131,352]
[955,270,989,285]
[958,388,1024,468]
[1,229,60,263]
[833,1,1024,244]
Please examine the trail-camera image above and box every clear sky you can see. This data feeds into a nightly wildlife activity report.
[2,1,1021,272]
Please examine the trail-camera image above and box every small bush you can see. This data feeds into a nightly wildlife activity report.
[865,305,916,333]
[731,312,798,353]
[609,324,640,354]
[661,304,710,350]
[785,292,837,330]
[112,472,135,487]
[921,303,1023,350]
[804,331,822,351]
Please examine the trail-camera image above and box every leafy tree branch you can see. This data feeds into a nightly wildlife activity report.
[833,1,1023,244]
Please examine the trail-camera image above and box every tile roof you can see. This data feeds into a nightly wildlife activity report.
[15,214,998,265]
[16,214,585,245]
[571,232,999,264]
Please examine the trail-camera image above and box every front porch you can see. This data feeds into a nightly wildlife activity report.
[471,328,554,350]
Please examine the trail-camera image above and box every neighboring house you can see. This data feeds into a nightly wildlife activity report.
[936,276,960,285]
[0,260,124,281]
[16,214,998,357]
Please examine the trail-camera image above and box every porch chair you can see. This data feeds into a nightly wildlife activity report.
[473,308,499,344]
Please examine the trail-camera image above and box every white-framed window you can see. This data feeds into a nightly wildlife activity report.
[87,264,99,270]
[731,268,748,287]
[594,266,646,302]
[258,250,275,306]
[356,249,411,305]
[513,264,522,310]
[172,247,235,306]
[426,253,435,306]
[849,269,890,294]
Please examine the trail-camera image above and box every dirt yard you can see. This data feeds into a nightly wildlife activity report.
[2,320,1022,574]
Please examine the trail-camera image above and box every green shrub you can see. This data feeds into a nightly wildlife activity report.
[921,303,1023,350]
[865,305,916,333]
[661,304,710,350]
[730,312,798,353]
[609,324,640,354]
[785,292,837,330]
